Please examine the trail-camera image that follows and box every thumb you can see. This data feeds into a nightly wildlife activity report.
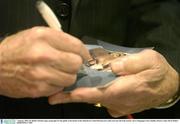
[48,87,104,105]
[111,50,154,75]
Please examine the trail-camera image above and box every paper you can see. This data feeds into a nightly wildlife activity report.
[64,40,152,92]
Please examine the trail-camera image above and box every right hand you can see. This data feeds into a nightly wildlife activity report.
[0,27,91,98]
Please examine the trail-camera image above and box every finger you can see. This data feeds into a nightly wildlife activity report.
[30,27,92,61]
[111,50,155,75]
[48,51,83,74]
[27,43,83,74]
[48,87,104,105]
[30,82,63,98]
[28,65,77,87]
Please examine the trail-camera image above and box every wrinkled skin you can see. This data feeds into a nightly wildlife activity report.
[0,27,91,98]
[49,50,179,117]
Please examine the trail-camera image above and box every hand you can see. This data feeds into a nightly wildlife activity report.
[0,27,91,98]
[48,50,179,117]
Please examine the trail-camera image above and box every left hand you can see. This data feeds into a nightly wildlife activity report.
[48,50,179,117]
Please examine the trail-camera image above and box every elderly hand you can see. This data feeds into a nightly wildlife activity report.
[48,50,179,117]
[0,27,91,98]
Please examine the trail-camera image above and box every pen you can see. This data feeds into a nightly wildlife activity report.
[36,0,91,63]
[36,0,91,71]
[36,0,62,31]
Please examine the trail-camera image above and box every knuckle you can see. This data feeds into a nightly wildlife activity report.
[30,52,49,61]
[64,74,77,86]
[61,33,83,54]
[152,51,162,61]
[30,84,49,98]
[28,27,49,40]
[143,49,165,68]
[29,67,52,81]
[73,55,83,70]
[71,39,83,54]
[151,50,167,70]
[27,44,51,61]
[68,54,83,72]
[28,67,44,81]
[144,49,161,61]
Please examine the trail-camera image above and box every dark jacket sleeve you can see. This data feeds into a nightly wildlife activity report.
[127,0,180,72]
